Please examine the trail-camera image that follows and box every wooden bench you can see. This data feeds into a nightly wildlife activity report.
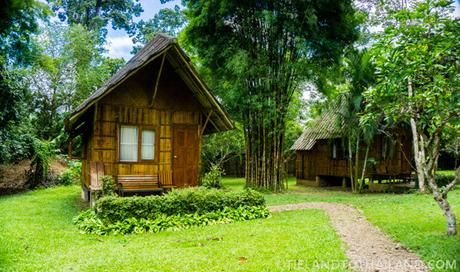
[117,175,164,196]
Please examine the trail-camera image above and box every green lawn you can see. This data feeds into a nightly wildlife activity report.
[223,177,460,271]
[0,186,350,272]
[1,178,459,271]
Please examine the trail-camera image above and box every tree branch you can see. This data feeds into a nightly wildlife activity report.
[442,167,460,197]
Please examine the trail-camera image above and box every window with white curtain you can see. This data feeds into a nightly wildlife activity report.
[120,126,138,162]
[141,129,155,160]
[332,141,337,159]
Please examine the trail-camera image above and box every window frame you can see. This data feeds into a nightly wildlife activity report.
[117,124,159,163]
[140,127,156,161]
[119,125,139,162]
[331,139,345,160]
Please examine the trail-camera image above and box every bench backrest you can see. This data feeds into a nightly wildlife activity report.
[117,175,159,183]
[117,175,161,188]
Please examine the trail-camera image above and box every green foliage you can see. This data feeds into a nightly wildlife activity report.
[93,188,265,224]
[202,164,225,189]
[131,5,187,53]
[57,160,81,185]
[0,0,49,65]
[363,0,459,234]
[0,61,35,163]
[201,124,244,172]
[183,0,360,190]
[100,175,117,196]
[26,22,123,150]
[74,205,269,235]
[0,1,48,164]
[365,0,460,131]
[0,122,34,163]
[48,0,143,41]
[75,187,267,235]
[29,139,56,188]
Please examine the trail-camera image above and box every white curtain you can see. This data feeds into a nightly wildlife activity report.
[142,130,155,160]
[120,126,138,161]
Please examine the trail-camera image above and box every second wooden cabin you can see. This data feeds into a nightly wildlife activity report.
[66,34,233,202]
[292,108,413,189]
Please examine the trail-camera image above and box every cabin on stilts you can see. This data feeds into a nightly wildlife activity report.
[291,108,414,191]
[65,34,233,202]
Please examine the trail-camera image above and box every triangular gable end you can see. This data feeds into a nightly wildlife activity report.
[66,33,233,135]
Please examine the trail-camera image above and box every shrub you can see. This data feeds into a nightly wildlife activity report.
[75,187,268,234]
[100,175,117,196]
[57,160,81,185]
[95,188,265,224]
[202,164,224,189]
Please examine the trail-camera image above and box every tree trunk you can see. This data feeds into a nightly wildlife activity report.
[433,192,457,235]
[244,108,286,192]
[408,79,427,193]
[359,145,370,191]
[422,133,458,236]
[411,118,427,193]
[353,136,360,193]
[348,138,354,192]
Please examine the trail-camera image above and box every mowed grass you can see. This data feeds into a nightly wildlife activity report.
[0,186,350,272]
[223,177,460,271]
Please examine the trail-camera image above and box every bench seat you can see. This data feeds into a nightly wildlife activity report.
[118,175,164,196]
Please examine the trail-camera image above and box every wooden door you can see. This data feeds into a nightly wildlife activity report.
[173,125,199,187]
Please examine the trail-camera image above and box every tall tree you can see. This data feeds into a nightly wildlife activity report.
[342,50,376,193]
[27,22,123,142]
[365,0,460,235]
[0,0,49,163]
[47,0,143,40]
[183,0,360,191]
[131,5,186,53]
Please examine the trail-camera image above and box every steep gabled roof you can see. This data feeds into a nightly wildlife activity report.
[66,33,233,134]
[291,108,344,151]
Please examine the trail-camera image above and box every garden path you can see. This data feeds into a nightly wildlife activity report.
[269,202,430,272]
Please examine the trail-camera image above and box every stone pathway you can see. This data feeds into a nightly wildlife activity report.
[269,202,430,272]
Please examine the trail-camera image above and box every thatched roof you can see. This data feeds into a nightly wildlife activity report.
[66,33,233,134]
[291,108,344,151]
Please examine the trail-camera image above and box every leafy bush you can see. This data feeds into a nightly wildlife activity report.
[95,188,265,224]
[100,175,117,196]
[75,188,268,234]
[57,160,81,185]
[202,164,224,189]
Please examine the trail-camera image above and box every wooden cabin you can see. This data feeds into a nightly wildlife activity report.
[65,34,233,202]
[292,109,413,189]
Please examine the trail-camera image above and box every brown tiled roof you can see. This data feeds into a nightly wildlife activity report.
[66,33,233,134]
[291,108,344,150]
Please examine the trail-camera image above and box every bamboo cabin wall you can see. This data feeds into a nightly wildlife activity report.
[81,57,203,188]
[296,133,412,182]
